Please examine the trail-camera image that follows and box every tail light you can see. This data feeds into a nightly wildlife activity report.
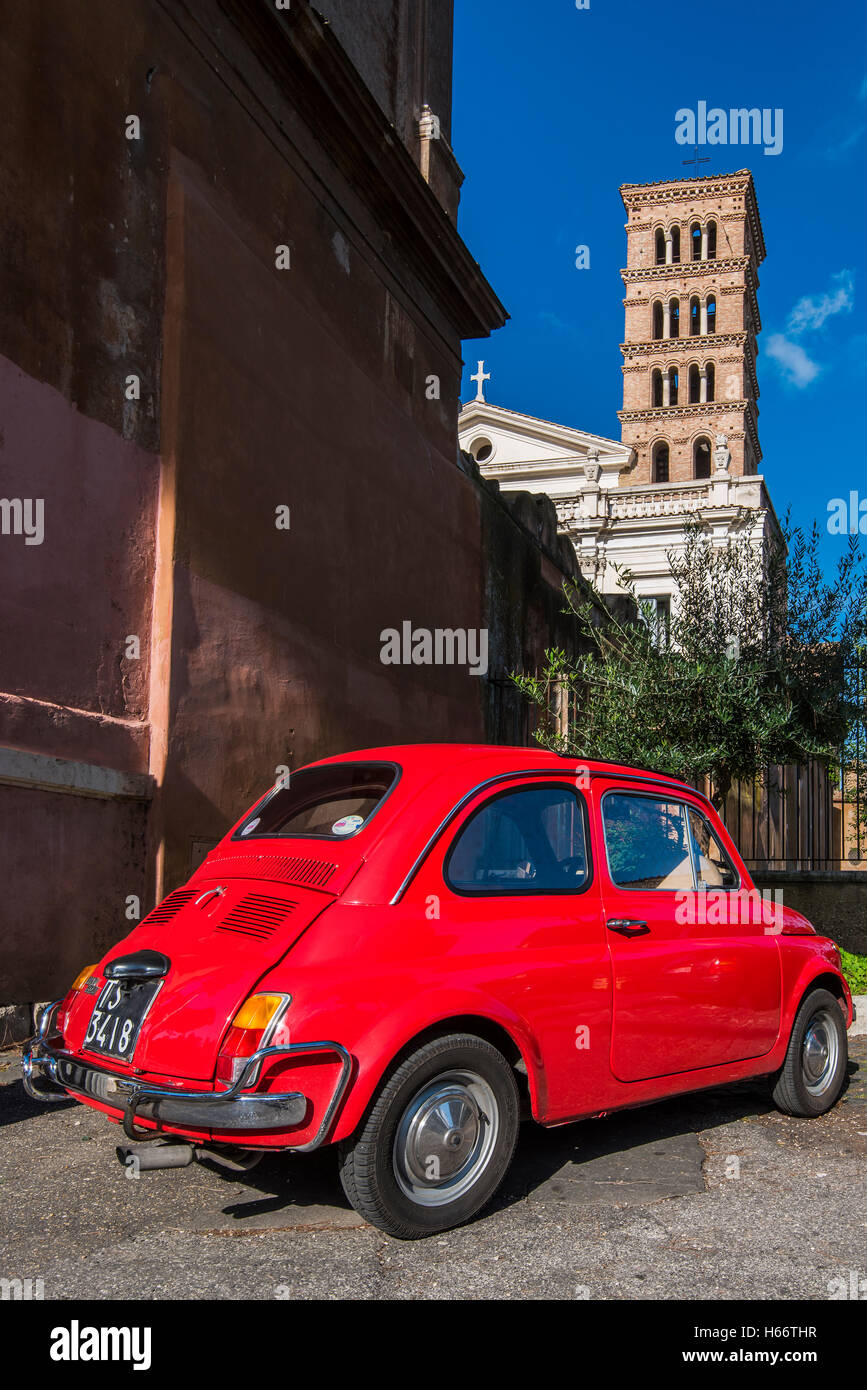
[215,993,290,1089]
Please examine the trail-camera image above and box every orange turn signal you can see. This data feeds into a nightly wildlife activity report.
[231,993,288,1031]
[71,964,98,992]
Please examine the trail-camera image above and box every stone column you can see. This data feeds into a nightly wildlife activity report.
[701,227,709,260]
[663,371,670,406]
[665,232,673,265]
[663,302,671,339]
[700,367,708,404]
[700,298,708,335]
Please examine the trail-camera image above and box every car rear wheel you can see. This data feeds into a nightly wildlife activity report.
[771,987,848,1117]
[337,1032,520,1239]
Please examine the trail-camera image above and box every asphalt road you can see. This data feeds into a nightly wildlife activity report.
[1,1040,865,1301]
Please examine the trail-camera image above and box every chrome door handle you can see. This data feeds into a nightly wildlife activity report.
[607,918,650,937]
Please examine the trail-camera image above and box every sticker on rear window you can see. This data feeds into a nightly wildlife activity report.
[332,814,364,835]
[240,818,260,836]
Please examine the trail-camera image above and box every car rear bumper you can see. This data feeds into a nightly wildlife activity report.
[23,1003,352,1149]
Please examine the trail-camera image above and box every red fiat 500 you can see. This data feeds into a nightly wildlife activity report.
[25,745,853,1238]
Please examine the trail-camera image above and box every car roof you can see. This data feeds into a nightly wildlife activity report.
[304,743,689,786]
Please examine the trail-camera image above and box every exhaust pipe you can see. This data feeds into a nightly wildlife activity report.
[115,1140,263,1174]
[196,1146,263,1173]
[116,1140,196,1172]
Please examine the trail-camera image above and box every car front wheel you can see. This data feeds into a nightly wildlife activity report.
[338,1032,520,1239]
[771,987,848,1117]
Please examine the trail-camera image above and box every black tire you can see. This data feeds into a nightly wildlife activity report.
[771,987,848,1117]
[338,1032,520,1239]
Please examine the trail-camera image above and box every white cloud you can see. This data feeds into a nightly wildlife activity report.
[537,310,578,336]
[824,124,865,160]
[787,270,855,335]
[766,334,821,388]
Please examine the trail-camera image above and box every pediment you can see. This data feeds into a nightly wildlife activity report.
[458,400,634,487]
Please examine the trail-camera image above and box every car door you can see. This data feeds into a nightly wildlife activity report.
[595,780,781,1083]
[410,776,610,1121]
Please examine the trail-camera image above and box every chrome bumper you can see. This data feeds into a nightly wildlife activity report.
[23,1003,352,1150]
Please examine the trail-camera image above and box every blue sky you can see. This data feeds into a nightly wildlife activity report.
[453,0,866,561]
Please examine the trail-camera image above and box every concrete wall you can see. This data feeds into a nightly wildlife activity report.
[752,871,867,956]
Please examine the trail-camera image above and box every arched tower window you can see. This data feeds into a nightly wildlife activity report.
[706,220,717,259]
[652,300,664,339]
[651,369,663,407]
[694,436,712,479]
[670,226,681,263]
[688,363,701,403]
[655,228,666,265]
[691,222,702,261]
[667,366,679,405]
[652,441,670,484]
[705,362,715,401]
[706,295,717,334]
[668,296,680,338]
[689,295,701,336]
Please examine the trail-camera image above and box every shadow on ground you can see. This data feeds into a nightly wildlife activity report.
[1,1045,860,1231]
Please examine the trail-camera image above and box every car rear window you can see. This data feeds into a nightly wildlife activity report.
[234,762,399,840]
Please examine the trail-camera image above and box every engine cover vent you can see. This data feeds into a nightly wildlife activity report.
[143,889,199,927]
[195,854,337,890]
[215,894,299,940]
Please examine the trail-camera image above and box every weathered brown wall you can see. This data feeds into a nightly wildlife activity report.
[1,786,150,1001]
[0,0,588,1007]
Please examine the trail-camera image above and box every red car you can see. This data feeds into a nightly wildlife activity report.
[25,744,853,1238]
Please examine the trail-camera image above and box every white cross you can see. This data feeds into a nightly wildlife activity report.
[470,360,491,402]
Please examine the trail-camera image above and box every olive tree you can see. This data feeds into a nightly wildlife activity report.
[513,517,867,811]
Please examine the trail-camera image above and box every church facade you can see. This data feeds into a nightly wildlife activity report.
[460,170,783,623]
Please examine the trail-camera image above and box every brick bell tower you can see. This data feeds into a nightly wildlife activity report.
[618,170,765,485]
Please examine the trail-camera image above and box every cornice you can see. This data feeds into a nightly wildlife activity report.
[458,399,631,459]
[620,333,760,398]
[621,257,755,284]
[621,261,762,334]
[212,0,507,338]
[619,170,766,265]
[619,401,762,462]
[621,331,748,355]
[619,402,749,423]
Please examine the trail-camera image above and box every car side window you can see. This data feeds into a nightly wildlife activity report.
[445,784,590,895]
[603,792,694,890]
[687,806,739,888]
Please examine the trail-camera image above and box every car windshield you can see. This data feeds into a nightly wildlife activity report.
[234,762,398,840]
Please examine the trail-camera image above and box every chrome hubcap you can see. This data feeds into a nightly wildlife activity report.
[802,1009,839,1097]
[393,1070,499,1207]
